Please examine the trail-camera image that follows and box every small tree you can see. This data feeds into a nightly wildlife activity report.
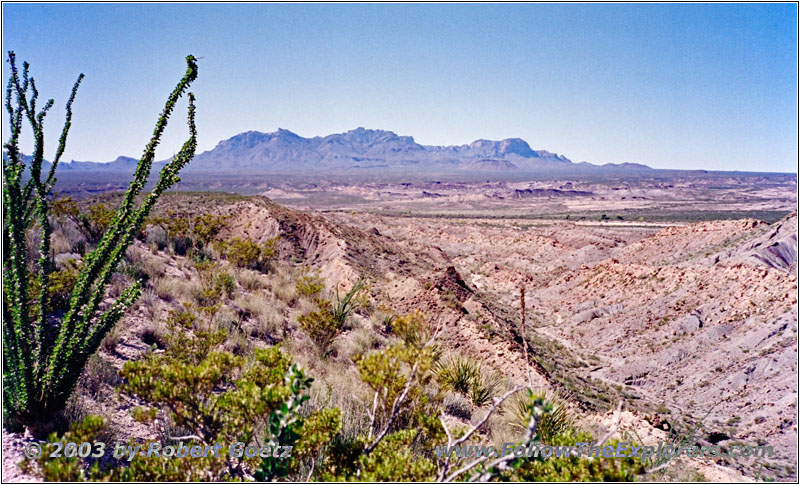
[2,51,199,429]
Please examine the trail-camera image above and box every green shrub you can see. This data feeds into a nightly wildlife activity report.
[298,298,339,355]
[295,267,325,297]
[507,391,574,444]
[192,213,228,245]
[119,310,337,481]
[217,237,262,269]
[436,354,501,406]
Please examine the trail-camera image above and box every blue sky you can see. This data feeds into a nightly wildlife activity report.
[2,3,797,172]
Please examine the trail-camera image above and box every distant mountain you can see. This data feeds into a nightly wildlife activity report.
[42,127,655,174]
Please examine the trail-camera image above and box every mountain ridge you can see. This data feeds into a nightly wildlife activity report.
[45,127,654,173]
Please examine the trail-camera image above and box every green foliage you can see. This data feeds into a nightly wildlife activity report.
[332,277,365,326]
[132,406,158,424]
[218,237,261,268]
[298,298,339,355]
[215,271,236,298]
[294,267,325,297]
[51,195,101,244]
[387,309,428,346]
[436,354,501,406]
[118,308,338,481]
[149,212,230,257]
[85,203,114,238]
[192,213,228,245]
[319,316,445,481]
[215,235,278,271]
[298,279,365,355]
[34,416,109,481]
[2,52,199,428]
[324,429,437,481]
[505,436,646,481]
[508,391,574,445]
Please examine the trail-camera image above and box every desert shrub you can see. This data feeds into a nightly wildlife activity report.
[75,355,122,400]
[32,416,111,481]
[216,271,236,298]
[504,435,646,481]
[436,354,501,406]
[295,267,325,297]
[337,326,382,362]
[46,258,81,313]
[261,235,279,269]
[217,237,261,268]
[318,324,444,481]
[237,292,283,341]
[132,406,158,424]
[137,287,159,320]
[332,278,365,327]
[153,277,177,302]
[193,263,236,305]
[507,390,573,444]
[85,203,115,238]
[145,225,168,251]
[2,52,200,428]
[100,324,123,353]
[171,235,193,256]
[119,311,338,481]
[298,298,339,355]
[237,269,265,290]
[192,213,228,246]
[387,309,428,346]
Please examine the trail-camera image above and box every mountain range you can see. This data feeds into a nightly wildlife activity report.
[48,127,653,173]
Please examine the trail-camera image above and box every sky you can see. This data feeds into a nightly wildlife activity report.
[2,3,797,172]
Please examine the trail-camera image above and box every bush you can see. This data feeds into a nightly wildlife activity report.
[145,225,168,251]
[295,267,325,297]
[217,237,262,269]
[119,310,338,481]
[436,354,501,406]
[192,213,228,245]
[298,279,364,355]
[298,298,339,355]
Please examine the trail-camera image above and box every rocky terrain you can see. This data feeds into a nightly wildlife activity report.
[328,207,797,481]
[3,181,796,482]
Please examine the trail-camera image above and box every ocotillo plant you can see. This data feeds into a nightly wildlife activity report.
[2,51,198,429]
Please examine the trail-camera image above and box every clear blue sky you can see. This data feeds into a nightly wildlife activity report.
[2,3,797,172]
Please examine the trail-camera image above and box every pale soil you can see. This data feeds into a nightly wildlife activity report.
[4,185,796,482]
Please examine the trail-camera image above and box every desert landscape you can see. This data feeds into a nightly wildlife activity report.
[4,167,797,481]
[3,3,797,483]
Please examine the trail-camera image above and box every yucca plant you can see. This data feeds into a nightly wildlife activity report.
[2,51,199,430]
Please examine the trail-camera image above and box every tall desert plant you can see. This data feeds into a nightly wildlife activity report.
[2,51,199,429]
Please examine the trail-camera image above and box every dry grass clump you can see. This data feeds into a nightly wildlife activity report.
[335,325,384,362]
[100,324,124,354]
[268,266,299,307]
[303,365,371,441]
[137,287,160,320]
[234,291,284,341]
[50,230,73,255]
[154,276,194,302]
[76,355,122,400]
[443,391,472,420]
[237,268,267,291]
[139,321,168,349]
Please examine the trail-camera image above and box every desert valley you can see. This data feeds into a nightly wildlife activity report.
[4,127,797,482]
